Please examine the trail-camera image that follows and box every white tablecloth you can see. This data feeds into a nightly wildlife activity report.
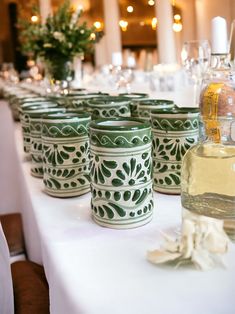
[1,101,235,314]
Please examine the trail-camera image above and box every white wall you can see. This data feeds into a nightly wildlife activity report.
[195,0,234,41]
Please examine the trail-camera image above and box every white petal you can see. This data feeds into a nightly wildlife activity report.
[191,249,214,271]
[147,250,181,264]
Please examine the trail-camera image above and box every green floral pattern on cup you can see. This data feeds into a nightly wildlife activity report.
[89,118,153,229]
[87,96,131,119]
[151,108,199,194]
[119,93,149,118]
[138,99,175,121]
[41,113,91,197]
[20,102,58,153]
[29,108,64,177]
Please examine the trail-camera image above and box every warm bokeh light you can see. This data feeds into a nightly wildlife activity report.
[119,20,128,31]
[173,22,183,32]
[31,15,38,23]
[127,5,134,13]
[148,0,155,6]
[27,59,35,67]
[174,14,181,21]
[90,33,96,40]
[94,21,103,31]
[151,17,157,30]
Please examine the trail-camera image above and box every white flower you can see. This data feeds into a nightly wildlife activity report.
[43,43,52,48]
[68,43,72,48]
[53,31,65,42]
[147,211,230,271]
[80,29,85,34]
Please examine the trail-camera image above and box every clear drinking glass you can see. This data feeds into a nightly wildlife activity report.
[181,40,211,106]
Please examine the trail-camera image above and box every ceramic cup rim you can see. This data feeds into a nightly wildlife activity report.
[88,96,130,105]
[22,104,60,113]
[21,102,57,109]
[89,117,150,130]
[151,107,199,115]
[41,111,91,120]
[118,93,149,99]
[26,108,64,117]
[138,99,174,106]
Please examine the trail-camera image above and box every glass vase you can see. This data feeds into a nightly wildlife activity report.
[45,55,83,95]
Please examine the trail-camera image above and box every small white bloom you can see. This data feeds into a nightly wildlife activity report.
[80,29,85,34]
[53,31,65,42]
[43,43,52,48]
[68,43,72,48]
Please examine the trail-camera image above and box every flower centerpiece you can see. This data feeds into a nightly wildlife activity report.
[19,1,103,89]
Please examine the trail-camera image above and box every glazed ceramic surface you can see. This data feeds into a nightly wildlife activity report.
[29,108,64,177]
[119,93,149,118]
[89,118,153,229]
[151,107,199,194]
[49,92,109,111]
[87,96,131,119]
[20,102,58,153]
[41,112,91,197]
[138,99,175,121]
[10,93,37,120]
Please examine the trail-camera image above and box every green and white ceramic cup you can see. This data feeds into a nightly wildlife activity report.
[9,93,37,120]
[89,118,154,229]
[87,96,131,119]
[119,93,149,118]
[138,99,175,121]
[53,92,109,111]
[20,102,58,153]
[28,107,64,177]
[151,107,199,194]
[41,112,91,197]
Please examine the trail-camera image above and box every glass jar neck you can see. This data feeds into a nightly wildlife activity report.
[199,116,235,145]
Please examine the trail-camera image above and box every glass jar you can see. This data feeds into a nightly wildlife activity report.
[181,53,235,240]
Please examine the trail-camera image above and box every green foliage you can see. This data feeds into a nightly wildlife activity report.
[18,0,103,62]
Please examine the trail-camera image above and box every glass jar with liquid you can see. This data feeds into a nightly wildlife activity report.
[181,53,235,240]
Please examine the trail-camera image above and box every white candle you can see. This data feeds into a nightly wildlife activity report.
[211,16,228,54]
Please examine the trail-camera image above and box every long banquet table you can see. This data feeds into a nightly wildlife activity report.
[1,100,235,314]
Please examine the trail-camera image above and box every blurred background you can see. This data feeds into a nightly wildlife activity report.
[1,0,235,73]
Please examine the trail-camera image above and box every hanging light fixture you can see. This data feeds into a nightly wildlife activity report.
[151,17,158,30]
[119,20,128,32]
[173,13,182,32]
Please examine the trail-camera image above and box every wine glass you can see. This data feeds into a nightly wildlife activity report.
[181,40,211,106]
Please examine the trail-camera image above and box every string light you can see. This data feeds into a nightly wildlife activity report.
[148,0,155,6]
[31,15,38,23]
[127,6,134,13]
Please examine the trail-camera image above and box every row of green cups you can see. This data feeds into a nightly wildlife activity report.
[19,103,199,228]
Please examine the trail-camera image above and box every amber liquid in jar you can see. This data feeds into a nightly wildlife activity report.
[181,142,235,238]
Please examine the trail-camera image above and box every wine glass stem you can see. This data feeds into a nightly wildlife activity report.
[193,78,202,107]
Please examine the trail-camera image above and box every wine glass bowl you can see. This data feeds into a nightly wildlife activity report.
[181,40,211,106]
